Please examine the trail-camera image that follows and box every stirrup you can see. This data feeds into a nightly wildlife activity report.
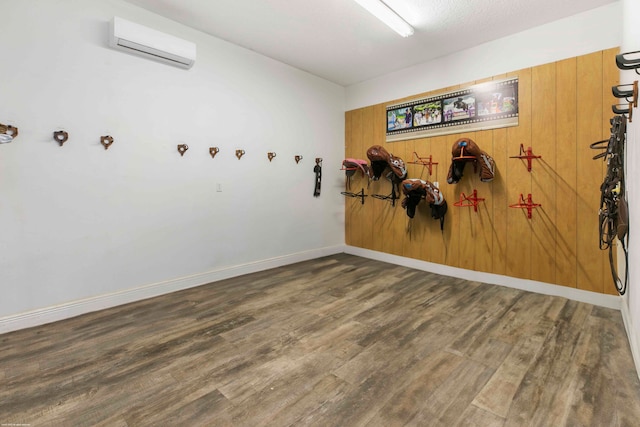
[371,192,398,207]
[341,188,367,205]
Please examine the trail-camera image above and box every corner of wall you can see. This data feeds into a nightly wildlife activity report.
[621,296,640,381]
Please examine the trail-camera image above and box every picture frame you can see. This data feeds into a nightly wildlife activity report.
[386,78,518,142]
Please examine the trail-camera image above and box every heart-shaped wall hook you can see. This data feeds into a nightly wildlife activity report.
[267,152,276,162]
[0,123,19,142]
[177,144,189,156]
[100,135,114,150]
[209,147,220,158]
[236,149,245,160]
[53,130,69,146]
[295,155,303,164]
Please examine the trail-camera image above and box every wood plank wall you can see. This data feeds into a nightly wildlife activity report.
[344,48,619,295]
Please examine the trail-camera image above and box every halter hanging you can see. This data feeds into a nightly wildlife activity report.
[313,158,322,197]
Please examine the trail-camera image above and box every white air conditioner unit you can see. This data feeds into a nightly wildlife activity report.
[109,17,196,69]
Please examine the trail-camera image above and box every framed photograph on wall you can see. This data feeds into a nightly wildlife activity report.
[386,78,518,142]
[387,106,414,132]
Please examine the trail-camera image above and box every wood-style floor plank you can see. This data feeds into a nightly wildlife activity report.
[1,253,639,426]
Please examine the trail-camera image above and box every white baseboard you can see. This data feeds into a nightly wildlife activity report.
[0,245,346,335]
[621,299,640,381]
[345,246,622,310]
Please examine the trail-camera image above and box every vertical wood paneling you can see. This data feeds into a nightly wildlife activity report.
[345,50,618,295]
[492,127,508,275]
[471,78,497,274]
[359,106,375,251]
[344,110,355,247]
[439,86,463,268]
[428,133,449,265]
[505,68,532,280]
[370,167,392,254]
[421,135,436,262]
[404,138,425,261]
[363,104,385,253]
[491,73,510,276]
[530,62,557,285]
[389,139,410,257]
[369,106,388,255]
[349,108,366,249]
[576,52,604,293]
[555,58,578,288]
[473,129,494,274]
[456,131,479,271]
[404,86,442,263]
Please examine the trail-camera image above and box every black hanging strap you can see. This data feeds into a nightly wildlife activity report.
[313,159,322,197]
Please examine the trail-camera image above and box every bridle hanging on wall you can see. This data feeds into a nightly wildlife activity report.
[590,114,629,295]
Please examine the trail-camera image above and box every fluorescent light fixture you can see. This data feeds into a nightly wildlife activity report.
[353,0,414,37]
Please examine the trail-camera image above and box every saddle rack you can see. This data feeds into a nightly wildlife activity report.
[453,189,484,212]
[452,145,478,173]
[509,144,541,172]
[408,151,438,176]
[509,193,542,219]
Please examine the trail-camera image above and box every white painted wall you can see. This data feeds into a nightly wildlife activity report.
[621,0,640,377]
[346,2,621,111]
[0,0,345,326]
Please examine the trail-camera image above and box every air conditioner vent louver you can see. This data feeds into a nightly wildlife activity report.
[109,17,196,69]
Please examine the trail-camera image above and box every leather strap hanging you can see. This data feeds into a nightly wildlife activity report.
[313,158,322,197]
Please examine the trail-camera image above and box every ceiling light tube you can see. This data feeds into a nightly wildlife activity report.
[353,0,414,37]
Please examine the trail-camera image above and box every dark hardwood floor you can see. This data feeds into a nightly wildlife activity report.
[1,254,639,426]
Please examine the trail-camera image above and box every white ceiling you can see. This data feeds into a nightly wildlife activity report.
[123,0,617,87]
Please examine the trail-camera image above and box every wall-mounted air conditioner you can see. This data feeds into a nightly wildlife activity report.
[109,17,196,69]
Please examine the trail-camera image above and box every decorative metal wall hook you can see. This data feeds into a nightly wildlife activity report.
[267,152,276,162]
[315,157,322,165]
[0,123,18,143]
[209,147,220,158]
[295,155,303,164]
[236,149,245,160]
[177,144,189,156]
[53,130,69,146]
[100,135,114,150]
